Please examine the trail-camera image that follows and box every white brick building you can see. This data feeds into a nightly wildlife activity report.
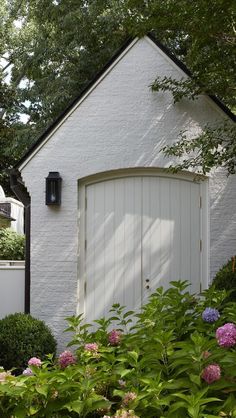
[13,36,236,349]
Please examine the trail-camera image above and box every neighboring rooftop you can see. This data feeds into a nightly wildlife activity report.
[0,207,15,221]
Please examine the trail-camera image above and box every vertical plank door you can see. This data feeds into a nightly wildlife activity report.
[142,177,200,301]
[84,176,201,323]
[85,178,142,323]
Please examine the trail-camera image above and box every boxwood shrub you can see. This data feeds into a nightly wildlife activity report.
[212,256,236,302]
[0,313,56,373]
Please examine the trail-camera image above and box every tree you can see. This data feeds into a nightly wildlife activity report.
[0,0,235,193]
[126,0,236,174]
[0,0,35,194]
[161,122,236,175]
[1,0,130,194]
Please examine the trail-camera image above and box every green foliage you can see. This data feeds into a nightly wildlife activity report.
[162,122,236,175]
[0,282,236,417]
[0,228,25,260]
[0,313,57,373]
[212,256,236,302]
[151,77,203,103]
[0,0,235,193]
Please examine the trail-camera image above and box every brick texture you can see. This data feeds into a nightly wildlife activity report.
[21,37,236,351]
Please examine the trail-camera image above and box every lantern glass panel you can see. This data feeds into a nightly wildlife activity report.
[46,172,61,205]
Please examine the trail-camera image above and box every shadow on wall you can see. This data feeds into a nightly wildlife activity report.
[84,175,201,323]
[28,93,232,343]
[114,96,209,170]
[210,170,236,281]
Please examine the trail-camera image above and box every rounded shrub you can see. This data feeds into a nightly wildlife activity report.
[0,313,57,373]
[0,228,25,260]
[212,256,236,302]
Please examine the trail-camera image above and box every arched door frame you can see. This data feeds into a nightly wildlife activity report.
[77,168,209,318]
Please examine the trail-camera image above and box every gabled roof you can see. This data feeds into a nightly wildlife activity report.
[16,34,236,170]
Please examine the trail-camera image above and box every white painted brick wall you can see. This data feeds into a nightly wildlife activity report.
[20,37,236,351]
[209,171,236,280]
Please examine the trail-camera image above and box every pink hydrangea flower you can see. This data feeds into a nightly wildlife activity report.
[22,367,34,376]
[84,343,99,352]
[28,357,42,367]
[216,323,236,348]
[201,364,221,384]
[58,350,76,368]
[108,329,122,346]
[122,392,137,406]
[0,371,11,383]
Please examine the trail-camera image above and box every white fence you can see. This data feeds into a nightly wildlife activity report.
[0,261,25,319]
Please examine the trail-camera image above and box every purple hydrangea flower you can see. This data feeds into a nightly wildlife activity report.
[22,367,34,376]
[216,323,236,347]
[202,307,220,323]
[201,364,221,384]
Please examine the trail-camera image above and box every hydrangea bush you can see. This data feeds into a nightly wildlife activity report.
[1,281,236,417]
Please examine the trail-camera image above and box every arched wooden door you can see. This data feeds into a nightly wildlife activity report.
[79,173,204,323]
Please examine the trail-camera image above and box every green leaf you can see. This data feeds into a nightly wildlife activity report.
[119,368,134,378]
[84,398,111,414]
[29,406,41,415]
[35,385,48,397]
[189,374,201,387]
[64,400,83,414]
[127,351,139,363]
[12,406,28,418]
[113,389,124,398]
[123,311,134,318]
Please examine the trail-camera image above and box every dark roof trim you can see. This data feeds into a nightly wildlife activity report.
[15,34,235,169]
[10,169,31,207]
[148,33,236,122]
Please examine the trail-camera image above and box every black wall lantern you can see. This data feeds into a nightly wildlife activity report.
[45,172,62,205]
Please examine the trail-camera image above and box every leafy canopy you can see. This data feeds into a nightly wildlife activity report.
[0,0,235,194]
